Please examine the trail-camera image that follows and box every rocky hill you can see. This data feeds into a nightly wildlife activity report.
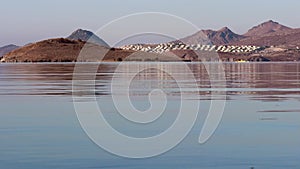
[180,20,299,47]
[181,27,245,45]
[244,20,292,37]
[67,29,109,47]
[0,44,19,57]
[0,38,132,62]
[234,28,300,47]
[1,39,87,62]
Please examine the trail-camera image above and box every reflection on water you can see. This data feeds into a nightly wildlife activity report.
[1,63,300,101]
[0,62,299,169]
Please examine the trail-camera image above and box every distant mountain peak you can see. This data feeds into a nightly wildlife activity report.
[67,29,109,47]
[259,20,282,27]
[181,27,244,45]
[218,27,231,32]
[0,44,19,57]
[265,20,277,24]
[4,44,18,48]
[244,20,292,37]
[72,29,92,35]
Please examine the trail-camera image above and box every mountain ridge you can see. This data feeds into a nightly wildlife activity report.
[67,29,109,47]
[0,44,19,57]
[180,27,245,45]
[180,20,300,47]
[244,20,292,37]
[2,21,300,62]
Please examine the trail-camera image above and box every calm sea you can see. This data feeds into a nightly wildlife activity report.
[0,62,299,169]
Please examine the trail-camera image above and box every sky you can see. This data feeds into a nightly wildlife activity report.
[1,0,300,46]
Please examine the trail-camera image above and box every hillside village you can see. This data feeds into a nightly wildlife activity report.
[120,43,262,54]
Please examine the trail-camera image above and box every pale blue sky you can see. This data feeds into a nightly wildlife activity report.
[1,0,299,46]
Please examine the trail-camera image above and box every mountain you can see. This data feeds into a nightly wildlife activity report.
[1,38,87,62]
[235,28,300,47]
[1,38,135,62]
[244,20,292,37]
[180,27,245,45]
[233,20,300,46]
[2,21,300,62]
[180,20,294,46]
[67,29,109,47]
[0,44,19,57]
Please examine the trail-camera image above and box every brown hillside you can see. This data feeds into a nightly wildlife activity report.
[235,29,300,47]
[1,38,135,62]
[180,27,245,45]
[244,20,292,37]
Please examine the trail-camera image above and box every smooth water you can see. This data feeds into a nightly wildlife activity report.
[0,62,299,169]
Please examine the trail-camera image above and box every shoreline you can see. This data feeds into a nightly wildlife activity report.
[1,61,300,64]
[1,39,299,63]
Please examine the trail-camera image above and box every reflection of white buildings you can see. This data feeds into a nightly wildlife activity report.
[111,63,227,100]
[225,63,300,97]
[227,63,257,91]
[112,63,199,97]
[108,62,300,100]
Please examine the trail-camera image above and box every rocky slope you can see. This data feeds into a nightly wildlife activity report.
[244,20,292,37]
[0,38,133,62]
[180,27,245,45]
[234,29,300,47]
[180,20,299,47]
[67,29,109,47]
[0,44,19,57]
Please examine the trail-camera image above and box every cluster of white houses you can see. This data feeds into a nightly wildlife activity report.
[120,43,262,54]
